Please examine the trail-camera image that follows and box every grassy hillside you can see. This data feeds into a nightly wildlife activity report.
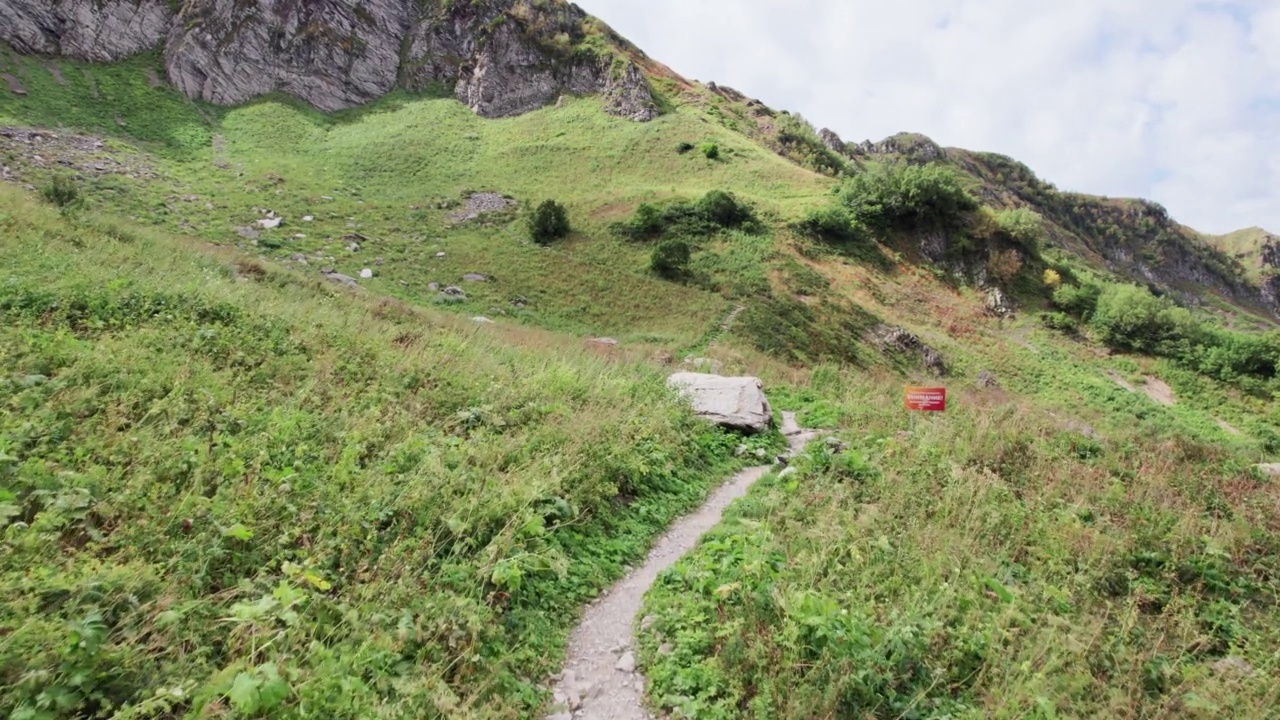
[3,35,1280,720]
[0,46,829,347]
[0,185,791,719]
[1208,228,1276,283]
[641,375,1280,719]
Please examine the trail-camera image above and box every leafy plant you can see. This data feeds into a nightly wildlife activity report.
[994,207,1045,251]
[528,199,571,245]
[837,162,977,231]
[793,206,862,244]
[651,239,692,280]
[986,247,1025,284]
[613,191,757,241]
[40,174,81,210]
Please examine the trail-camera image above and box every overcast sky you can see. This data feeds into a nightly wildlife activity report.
[585,0,1280,235]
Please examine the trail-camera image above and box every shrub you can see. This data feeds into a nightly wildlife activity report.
[1043,268,1063,289]
[1088,284,1180,352]
[1040,311,1078,332]
[1052,283,1102,320]
[676,142,695,154]
[650,239,691,280]
[794,206,862,243]
[837,163,976,231]
[528,200,570,245]
[40,174,81,209]
[700,142,720,160]
[695,190,752,228]
[613,191,756,240]
[775,113,848,175]
[614,202,665,241]
[986,248,1025,284]
[994,208,1045,251]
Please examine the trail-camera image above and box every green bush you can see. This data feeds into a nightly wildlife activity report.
[40,174,81,209]
[1052,282,1102,319]
[700,142,720,160]
[775,113,849,175]
[527,199,570,245]
[614,202,665,241]
[837,163,976,231]
[994,207,1045,252]
[1060,282,1280,384]
[1040,311,1078,332]
[695,190,752,228]
[651,239,692,280]
[1089,283,1181,353]
[676,142,695,154]
[613,191,756,241]
[794,206,862,244]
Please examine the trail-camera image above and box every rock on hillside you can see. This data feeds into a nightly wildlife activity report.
[667,373,773,434]
[1,0,660,119]
[0,0,173,61]
[165,0,410,112]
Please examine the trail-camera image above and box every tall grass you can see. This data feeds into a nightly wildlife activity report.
[0,186,778,719]
[641,372,1280,719]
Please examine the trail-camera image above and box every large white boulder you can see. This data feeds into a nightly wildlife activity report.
[667,373,773,434]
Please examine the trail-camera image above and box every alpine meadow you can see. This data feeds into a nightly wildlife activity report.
[1,1,1279,719]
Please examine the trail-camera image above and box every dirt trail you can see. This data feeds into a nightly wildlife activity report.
[545,412,819,720]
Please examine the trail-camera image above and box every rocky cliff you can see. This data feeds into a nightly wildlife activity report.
[946,148,1277,319]
[0,0,172,61]
[0,0,660,119]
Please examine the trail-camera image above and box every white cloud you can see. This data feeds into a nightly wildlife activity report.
[585,0,1280,234]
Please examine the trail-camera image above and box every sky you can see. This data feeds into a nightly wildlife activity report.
[584,0,1280,235]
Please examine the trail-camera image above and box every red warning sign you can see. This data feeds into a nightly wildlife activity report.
[904,387,947,412]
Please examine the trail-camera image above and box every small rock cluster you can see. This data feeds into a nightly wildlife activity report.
[867,324,947,376]
[448,192,515,224]
[0,126,157,184]
[983,286,1017,318]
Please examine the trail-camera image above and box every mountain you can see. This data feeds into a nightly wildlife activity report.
[1208,227,1280,308]
[3,0,1274,325]
[2,3,1280,720]
[0,0,663,118]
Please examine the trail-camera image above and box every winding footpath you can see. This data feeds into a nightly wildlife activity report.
[545,412,820,720]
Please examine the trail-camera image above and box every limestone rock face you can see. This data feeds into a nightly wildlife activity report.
[818,128,845,153]
[667,373,773,434]
[1,0,660,120]
[404,0,656,120]
[165,0,410,112]
[1260,238,1280,313]
[0,0,173,61]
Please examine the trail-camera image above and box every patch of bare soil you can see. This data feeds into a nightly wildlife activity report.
[1142,376,1176,407]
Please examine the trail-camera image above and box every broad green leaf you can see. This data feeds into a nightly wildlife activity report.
[222,523,253,541]
[985,577,1015,604]
[228,671,261,714]
[256,664,290,710]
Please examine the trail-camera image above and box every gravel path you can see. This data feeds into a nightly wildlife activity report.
[545,413,819,720]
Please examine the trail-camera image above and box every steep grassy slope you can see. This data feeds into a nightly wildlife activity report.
[1208,228,1276,283]
[0,185,789,719]
[0,47,830,347]
[641,374,1280,719]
